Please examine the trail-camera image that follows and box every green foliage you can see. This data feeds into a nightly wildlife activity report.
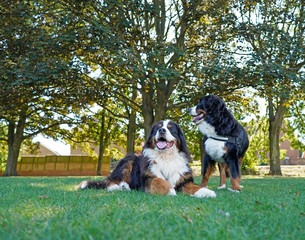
[243,117,303,173]
[285,101,305,151]
[1,0,305,176]
[0,123,7,170]
[65,109,127,160]
[0,146,7,172]
[0,1,95,175]
[0,176,304,239]
[244,118,270,171]
[282,120,305,153]
[227,0,305,174]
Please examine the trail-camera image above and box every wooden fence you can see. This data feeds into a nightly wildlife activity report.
[280,157,305,165]
[1,156,110,176]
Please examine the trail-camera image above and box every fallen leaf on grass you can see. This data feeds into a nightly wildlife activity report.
[295,192,299,196]
[38,195,48,200]
[182,215,193,224]
[300,212,305,216]
[255,200,264,205]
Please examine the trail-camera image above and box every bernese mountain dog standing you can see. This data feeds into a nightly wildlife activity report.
[189,95,249,192]
[77,120,216,198]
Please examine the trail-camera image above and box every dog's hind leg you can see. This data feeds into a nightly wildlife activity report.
[76,178,110,190]
[227,159,242,192]
[228,176,241,192]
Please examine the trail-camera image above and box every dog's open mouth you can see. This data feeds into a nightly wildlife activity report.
[156,138,174,150]
[192,111,206,124]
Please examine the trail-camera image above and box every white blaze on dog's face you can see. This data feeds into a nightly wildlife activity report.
[189,99,217,137]
[154,120,175,150]
[189,105,206,125]
[189,106,203,124]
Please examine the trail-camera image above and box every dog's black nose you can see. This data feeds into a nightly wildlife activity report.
[158,128,166,134]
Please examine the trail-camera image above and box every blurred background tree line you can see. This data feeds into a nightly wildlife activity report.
[0,0,305,176]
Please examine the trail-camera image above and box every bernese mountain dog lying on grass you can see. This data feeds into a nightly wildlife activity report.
[189,95,249,192]
[77,120,216,198]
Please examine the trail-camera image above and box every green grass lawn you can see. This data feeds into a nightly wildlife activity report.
[0,176,304,240]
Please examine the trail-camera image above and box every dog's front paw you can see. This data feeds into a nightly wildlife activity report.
[192,188,216,198]
[107,184,121,191]
[217,184,226,190]
[167,188,177,196]
[119,181,131,191]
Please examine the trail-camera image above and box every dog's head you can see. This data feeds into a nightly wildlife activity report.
[144,120,189,155]
[189,95,226,124]
[189,95,235,136]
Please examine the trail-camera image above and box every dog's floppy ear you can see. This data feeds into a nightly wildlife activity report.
[175,123,190,159]
[204,95,222,112]
[144,123,158,149]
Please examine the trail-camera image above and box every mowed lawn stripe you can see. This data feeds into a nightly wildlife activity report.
[0,176,304,240]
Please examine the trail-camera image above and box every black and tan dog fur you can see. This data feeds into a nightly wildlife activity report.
[189,95,249,192]
[77,120,216,198]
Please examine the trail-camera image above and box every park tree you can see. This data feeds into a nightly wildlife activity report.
[230,0,305,174]
[55,0,259,159]
[68,0,239,139]
[71,0,263,164]
[0,1,92,176]
[176,0,305,174]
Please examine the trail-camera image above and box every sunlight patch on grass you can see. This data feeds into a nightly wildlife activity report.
[0,176,304,240]
[20,204,65,220]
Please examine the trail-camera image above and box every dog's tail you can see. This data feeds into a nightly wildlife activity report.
[76,178,111,190]
[76,154,141,191]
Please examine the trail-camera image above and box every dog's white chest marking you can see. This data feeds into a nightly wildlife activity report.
[205,138,226,162]
[143,147,189,187]
[198,120,226,162]
[198,121,217,136]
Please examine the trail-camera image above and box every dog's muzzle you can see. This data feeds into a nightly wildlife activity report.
[189,107,206,124]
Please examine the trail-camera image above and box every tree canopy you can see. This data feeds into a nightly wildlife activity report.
[1,0,305,176]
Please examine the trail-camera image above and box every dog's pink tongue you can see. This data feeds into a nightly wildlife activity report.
[157,141,167,149]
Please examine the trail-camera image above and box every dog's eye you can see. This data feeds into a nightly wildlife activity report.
[168,126,176,133]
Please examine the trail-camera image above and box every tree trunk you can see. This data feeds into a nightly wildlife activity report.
[142,90,155,138]
[155,88,168,123]
[127,112,136,154]
[268,98,286,175]
[126,84,137,154]
[269,124,282,175]
[200,137,205,175]
[97,112,105,176]
[97,112,113,175]
[4,115,26,176]
[142,84,174,138]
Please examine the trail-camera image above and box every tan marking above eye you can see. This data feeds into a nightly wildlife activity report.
[158,124,162,127]
[168,124,172,128]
